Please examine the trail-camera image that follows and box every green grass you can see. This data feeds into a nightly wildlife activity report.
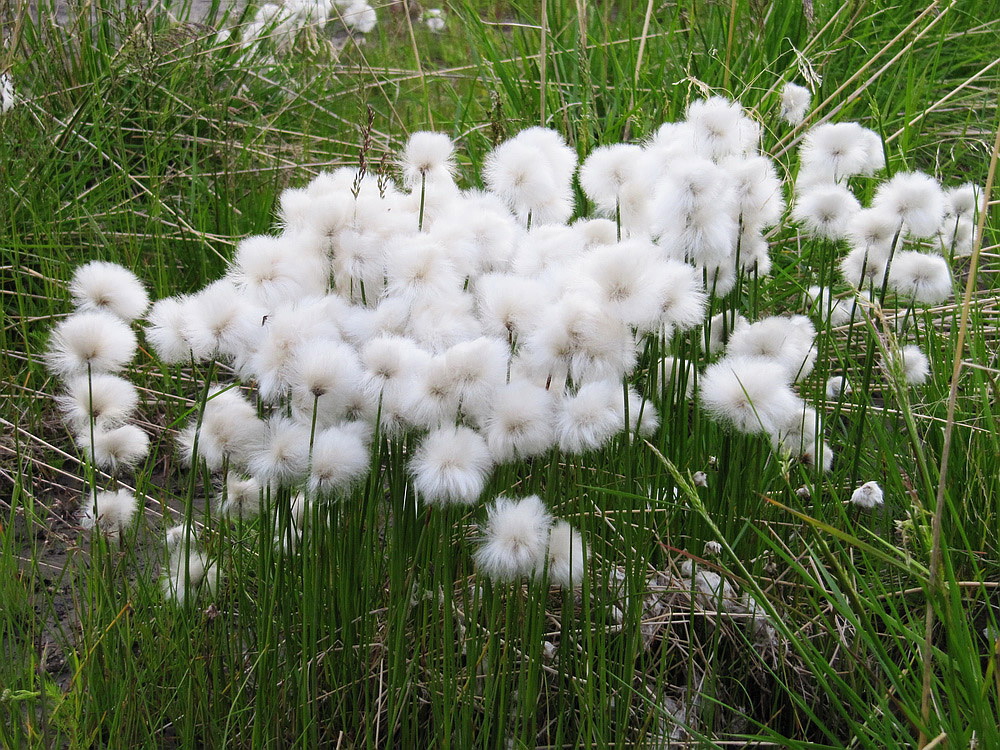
[2,0,1000,746]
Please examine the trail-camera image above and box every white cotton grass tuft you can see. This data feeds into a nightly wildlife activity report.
[887,251,953,305]
[77,424,149,472]
[797,122,884,183]
[399,131,456,189]
[179,386,267,472]
[725,315,817,382]
[249,416,311,486]
[873,171,945,239]
[57,373,138,431]
[421,7,445,31]
[483,381,556,462]
[791,184,860,240]
[850,481,884,509]
[474,495,552,581]
[780,82,811,126]
[556,380,626,454]
[685,96,759,160]
[826,375,851,400]
[219,475,263,520]
[539,520,584,587]
[891,344,931,386]
[163,548,220,604]
[79,489,138,539]
[409,425,493,506]
[308,424,371,496]
[46,311,138,377]
[145,296,196,364]
[578,144,645,218]
[69,261,149,322]
[700,356,801,435]
[0,73,15,113]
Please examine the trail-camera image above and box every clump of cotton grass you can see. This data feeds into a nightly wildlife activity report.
[887,251,953,305]
[218,475,263,520]
[797,122,884,185]
[780,82,811,126]
[162,545,221,605]
[540,521,584,588]
[0,73,15,113]
[45,311,138,378]
[474,495,552,581]
[79,489,138,539]
[56,373,138,432]
[885,345,931,386]
[873,171,945,239]
[849,481,884,509]
[69,261,149,322]
[77,424,150,473]
[409,426,493,506]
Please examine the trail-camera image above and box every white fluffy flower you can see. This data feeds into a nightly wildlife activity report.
[541,521,584,587]
[341,0,377,33]
[483,381,556,461]
[685,96,759,160]
[145,296,196,364]
[77,424,149,471]
[792,184,860,240]
[0,73,15,113]
[780,82,811,126]
[409,425,493,506]
[474,495,552,581]
[578,144,645,216]
[887,251,952,305]
[557,380,625,453]
[890,345,930,386]
[79,489,138,538]
[700,356,801,435]
[46,311,137,378]
[308,424,370,495]
[798,122,883,183]
[218,475,263,520]
[826,375,851,399]
[422,8,445,31]
[69,261,149,322]
[725,315,817,382]
[399,131,456,189]
[57,373,138,431]
[873,172,945,239]
[249,416,311,485]
[850,481,884,509]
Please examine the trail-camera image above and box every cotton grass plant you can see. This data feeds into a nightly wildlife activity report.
[3,0,1000,747]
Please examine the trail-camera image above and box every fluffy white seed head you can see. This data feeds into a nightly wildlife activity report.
[79,489,138,538]
[850,481,884,509]
[483,381,556,461]
[578,144,645,213]
[57,373,138,431]
[69,261,149,322]
[474,495,552,581]
[798,122,883,183]
[887,251,952,305]
[400,131,456,189]
[840,246,888,289]
[826,375,851,399]
[873,172,945,239]
[77,424,149,471]
[725,315,817,382]
[308,424,371,496]
[792,184,860,240]
[780,82,811,126]
[685,96,759,160]
[700,356,802,435]
[409,425,493,506]
[145,296,196,364]
[541,520,584,587]
[249,416,311,485]
[557,380,626,454]
[219,475,263,520]
[889,344,930,386]
[46,311,137,378]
